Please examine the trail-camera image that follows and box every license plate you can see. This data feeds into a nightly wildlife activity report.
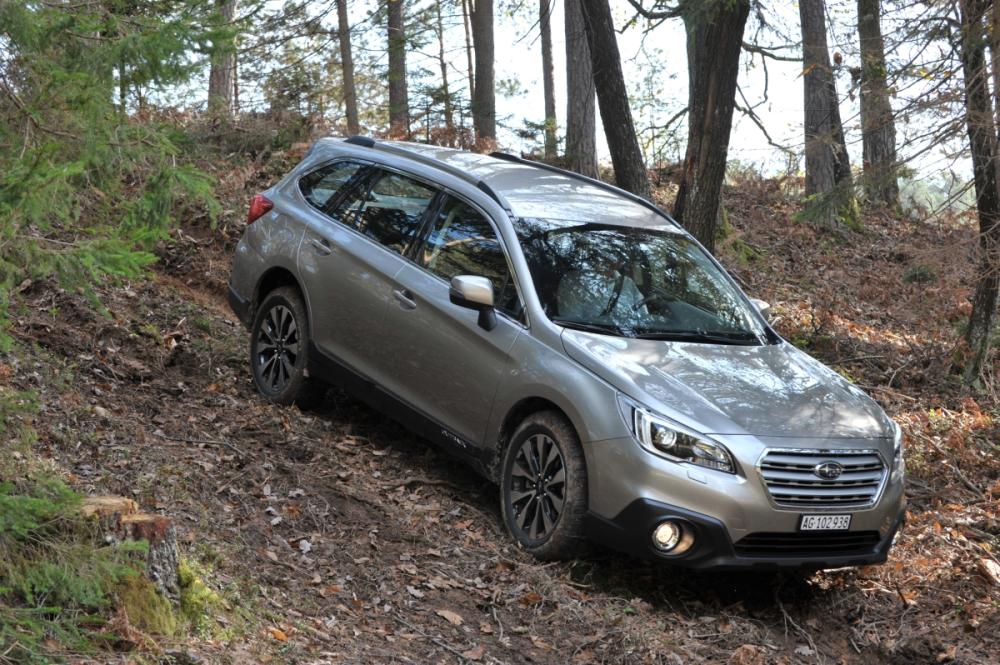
[800,514,851,531]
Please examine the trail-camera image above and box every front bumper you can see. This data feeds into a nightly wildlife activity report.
[586,498,906,569]
[582,434,906,569]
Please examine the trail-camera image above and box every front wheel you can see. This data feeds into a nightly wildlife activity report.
[249,287,324,407]
[500,411,588,560]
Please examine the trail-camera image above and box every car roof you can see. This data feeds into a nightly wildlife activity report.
[316,137,679,230]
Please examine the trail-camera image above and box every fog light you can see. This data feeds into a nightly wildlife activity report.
[652,521,682,552]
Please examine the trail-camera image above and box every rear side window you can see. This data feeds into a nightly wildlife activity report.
[298,160,367,211]
[332,170,437,254]
[417,196,521,318]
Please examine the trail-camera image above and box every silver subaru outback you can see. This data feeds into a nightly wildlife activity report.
[228,137,906,569]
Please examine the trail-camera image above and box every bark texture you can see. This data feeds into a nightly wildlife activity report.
[857,0,898,207]
[672,0,750,251]
[387,0,409,137]
[207,0,238,116]
[564,0,598,177]
[470,0,496,144]
[540,0,557,159]
[462,0,476,104]
[579,0,649,197]
[435,2,454,136]
[958,0,1000,383]
[336,0,360,135]
[800,0,855,223]
[81,496,179,601]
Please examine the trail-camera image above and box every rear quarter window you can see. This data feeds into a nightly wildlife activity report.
[298,160,367,211]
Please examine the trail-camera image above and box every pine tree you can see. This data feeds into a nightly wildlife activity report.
[0,0,218,344]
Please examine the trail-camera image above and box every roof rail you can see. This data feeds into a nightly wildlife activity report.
[345,135,375,148]
[341,136,512,213]
[488,151,680,228]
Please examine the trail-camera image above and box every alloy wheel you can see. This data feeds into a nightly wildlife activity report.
[508,433,567,541]
[256,304,300,393]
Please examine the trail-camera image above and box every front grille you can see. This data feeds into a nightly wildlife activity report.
[758,449,887,508]
[734,531,881,557]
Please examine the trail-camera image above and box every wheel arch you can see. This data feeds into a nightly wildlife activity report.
[488,396,584,483]
[253,265,306,321]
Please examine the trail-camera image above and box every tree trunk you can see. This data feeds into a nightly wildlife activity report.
[470,0,496,145]
[671,0,750,251]
[208,0,238,116]
[564,0,598,177]
[958,0,1000,383]
[857,0,898,207]
[435,2,454,137]
[462,0,476,104]
[387,0,409,137]
[800,0,855,225]
[992,0,1000,129]
[540,0,557,159]
[579,0,649,197]
[336,0,360,135]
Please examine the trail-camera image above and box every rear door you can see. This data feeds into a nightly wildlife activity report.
[379,194,524,448]
[297,162,438,379]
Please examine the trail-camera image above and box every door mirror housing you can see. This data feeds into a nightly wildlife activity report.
[749,298,772,320]
[449,275,497,330]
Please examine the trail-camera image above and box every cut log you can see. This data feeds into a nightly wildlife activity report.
[121,513,180,601]
[80,495,179,601]
[80,495,139,519]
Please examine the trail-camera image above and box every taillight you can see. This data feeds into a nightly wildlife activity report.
[247,194,273,224]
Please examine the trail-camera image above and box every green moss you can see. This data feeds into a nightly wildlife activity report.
[903,264,938,284]
[192,315,213,333]
[178,559,222,633]
[117,576,177,635]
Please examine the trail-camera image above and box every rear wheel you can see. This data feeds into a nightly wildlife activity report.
[250,287,324,408]
[500,411,588,560]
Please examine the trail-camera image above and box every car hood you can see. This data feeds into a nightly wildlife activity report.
[561,330,892,439]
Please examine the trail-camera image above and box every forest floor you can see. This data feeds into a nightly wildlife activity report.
[5,148,1000,664]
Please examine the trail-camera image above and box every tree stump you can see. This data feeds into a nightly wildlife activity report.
[80,495,180,602]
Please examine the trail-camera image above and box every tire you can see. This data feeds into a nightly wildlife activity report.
[249,287,325,408]
[500,411,588,560]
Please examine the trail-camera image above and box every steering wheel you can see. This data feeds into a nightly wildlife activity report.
[632,287,678,311]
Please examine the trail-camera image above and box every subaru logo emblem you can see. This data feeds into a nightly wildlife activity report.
[814,461,843,480]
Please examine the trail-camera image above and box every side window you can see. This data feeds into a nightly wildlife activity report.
[417,196,521,318]
[331,170,437,254]
[298,160,367,211]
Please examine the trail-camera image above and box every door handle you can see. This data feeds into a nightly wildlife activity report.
[309,237,333,256]
[392,288,417,310]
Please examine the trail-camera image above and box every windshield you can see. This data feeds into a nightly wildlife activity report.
[513,219,767,344]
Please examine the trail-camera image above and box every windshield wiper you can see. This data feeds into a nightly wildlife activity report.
[551,318,626,337]
[633,330,759,345]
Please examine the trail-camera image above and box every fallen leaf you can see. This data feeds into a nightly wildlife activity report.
[976,558,1000,586]
[462,644,485,660]
[479,622,493,634]
[406,586,425,599]
[530,635,551,650]
[436,609,463,625]
[269,627,288,642]
[729,644,765,665]
[519,591,543,606]
[937,644,957,662]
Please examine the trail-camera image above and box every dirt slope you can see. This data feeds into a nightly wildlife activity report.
[6,166,999,664]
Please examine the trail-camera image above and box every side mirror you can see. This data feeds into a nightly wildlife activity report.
[749,298,772,320]
[449,275,497,330]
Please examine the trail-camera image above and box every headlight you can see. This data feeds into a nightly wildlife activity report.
[891,420,904,469]
[618,395,736,474]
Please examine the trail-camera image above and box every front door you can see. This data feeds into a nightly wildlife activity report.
[379,194,524,449]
